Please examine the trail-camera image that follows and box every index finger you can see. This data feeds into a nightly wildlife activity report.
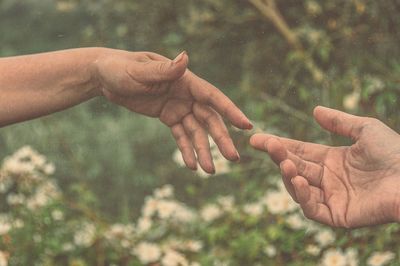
[185,71,252,130]
[250,133,329,162]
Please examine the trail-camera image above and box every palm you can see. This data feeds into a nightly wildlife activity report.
[251,106,400,228]
[96,50,252,173]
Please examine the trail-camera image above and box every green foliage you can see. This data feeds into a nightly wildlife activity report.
[1,0,400,265]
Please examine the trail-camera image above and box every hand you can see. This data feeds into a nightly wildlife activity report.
[94,49,252,173]
[250,106,400,228]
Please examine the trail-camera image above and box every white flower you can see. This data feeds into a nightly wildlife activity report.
[305,244,320,256]
[161,249,188,266]
[365,75,385,93]
[2,146,51,177]
[136,217,152,233]
[286,213,307,230]
[264,245,277,257]
[345,248,359,266]
[2,156,35,176]
[104,223,135,248]
[142,197,159,217]
[343,91,360,111]
[200,204,222,222]
[320,249,347,266]
[0,251,8,266]
[51,210,64,221]
[12,219,24,229]
[154,185,174,199]
[74,223,96,247]
[314,229,335,247]
[367,251,396,266]
[184,240,203,252]
[164,238,202,253]
[157,200,179,219]
[243,202,264,217]
[26,181,60,210]
[6,193,25,205]
[133,242,161,264]
[173,149,186,167]
[263,190,297,215]
[216,195,235,212]
[0,215,11,236]
[172,205,196,223]
[213,157,230,175]
[43,163,55,175]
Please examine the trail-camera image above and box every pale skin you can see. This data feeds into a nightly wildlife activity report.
[0,47,252,173]
[250,106,400,228]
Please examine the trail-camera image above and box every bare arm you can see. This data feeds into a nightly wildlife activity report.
[0,47,252,173]
[0,48,101,126]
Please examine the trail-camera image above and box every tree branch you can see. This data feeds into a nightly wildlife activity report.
[249,0,325,85]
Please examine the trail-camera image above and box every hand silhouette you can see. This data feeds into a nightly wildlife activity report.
[95,49,252,173]
[250,106,400,228]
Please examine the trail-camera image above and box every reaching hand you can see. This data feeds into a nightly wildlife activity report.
[95,49,252,173]
[250,106,400,228]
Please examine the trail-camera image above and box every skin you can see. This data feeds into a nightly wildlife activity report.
[0,47,252,174]
[250,106,400,228]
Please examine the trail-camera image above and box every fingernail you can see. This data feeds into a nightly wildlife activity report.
[173,51,186,64]
[244,119,253,130]
[235,151,240,162]
[210,165,216,174]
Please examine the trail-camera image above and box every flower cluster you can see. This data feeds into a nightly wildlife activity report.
[0,147,398,265]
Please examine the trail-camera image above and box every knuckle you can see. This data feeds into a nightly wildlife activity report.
[330,116,340,134]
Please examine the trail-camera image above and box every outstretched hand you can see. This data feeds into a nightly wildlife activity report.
[250,106,400,228]
[95,49,252,173]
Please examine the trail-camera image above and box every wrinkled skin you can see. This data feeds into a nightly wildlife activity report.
[95,49,252,173]
[250,106,400,228]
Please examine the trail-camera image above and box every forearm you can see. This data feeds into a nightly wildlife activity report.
[0,48,102,127]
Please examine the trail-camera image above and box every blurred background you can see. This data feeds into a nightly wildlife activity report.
[1,0,400,265]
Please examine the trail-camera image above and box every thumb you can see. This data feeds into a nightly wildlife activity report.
[313,106,366,139]
[137,51,188,83]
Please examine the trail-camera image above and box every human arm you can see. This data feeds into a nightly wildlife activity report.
[0,47,252,173]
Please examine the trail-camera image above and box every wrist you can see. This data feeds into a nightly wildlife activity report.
[86,47,109,97]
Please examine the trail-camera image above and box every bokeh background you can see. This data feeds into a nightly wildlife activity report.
[1,0,400,265]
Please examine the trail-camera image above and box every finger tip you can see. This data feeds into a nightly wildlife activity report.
[249,135,258,147]
[313,105,327,117]
[246,121,253,130]
[227,150,240,162]
[190,164,198,171]
[200,162,215,175]
[207,167,216,175]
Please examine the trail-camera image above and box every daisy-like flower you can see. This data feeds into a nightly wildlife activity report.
[133,242,161,264]
[367,251,396,266]
[200,204,222,223]
[320,248,347,266]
